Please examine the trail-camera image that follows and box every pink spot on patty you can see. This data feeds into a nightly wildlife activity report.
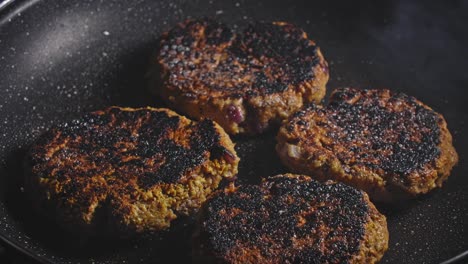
[223,151,237,164]
[321,63,329,74]
[226,105,244,124]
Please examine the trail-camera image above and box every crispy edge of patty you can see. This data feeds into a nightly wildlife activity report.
[276,90,459,202]
[193,174,388,264]
[154,20,329,135]
[351,193,389,264]
[25,107,240,235]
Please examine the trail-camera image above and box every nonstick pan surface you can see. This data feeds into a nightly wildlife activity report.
[0,0,467,263]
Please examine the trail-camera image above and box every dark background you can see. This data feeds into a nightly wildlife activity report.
[0,0,467,263]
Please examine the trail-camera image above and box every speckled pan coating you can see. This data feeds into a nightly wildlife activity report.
[0,0,467,263]
[277,88,458,202]
[152,18,329,135]
[193,174,388,264]
[25,107,239,235]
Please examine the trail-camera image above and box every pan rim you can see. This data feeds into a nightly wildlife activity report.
[0,233,51,264]
[0,0,15,11]
[0,0,41,26]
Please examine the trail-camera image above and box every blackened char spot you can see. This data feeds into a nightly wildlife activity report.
[32,108,230,191]
[198,175,368,263]
[204,20,233,45]
[241,22,316,58]
[158,19,323,100]
[239,22,320,87]
[317,88,442,176]
[379,105,441,174]
[253,71,288,93]
[137,118,225,187]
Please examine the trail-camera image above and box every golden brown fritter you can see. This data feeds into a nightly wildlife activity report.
[25,107,239,235]
[193,174,388,264]
[277,88,458,202]
[151,18,329,135]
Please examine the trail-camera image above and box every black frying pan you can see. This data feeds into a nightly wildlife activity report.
[0,0,467,263]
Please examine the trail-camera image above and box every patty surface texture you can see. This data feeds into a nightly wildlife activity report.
[153,18,329,135]
[193,174,388,264]
[277,88,458,201]
[26,107,239,235]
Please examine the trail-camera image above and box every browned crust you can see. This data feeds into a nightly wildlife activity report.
[193,174,388,264]
[276,88,458,202]
[153,19,329,135]
[25,107,239,235]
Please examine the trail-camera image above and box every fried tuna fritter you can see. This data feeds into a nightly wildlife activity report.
[152,18,329,135]
[25,107,239,235]
[277,88,458,202]
[193,174,388,264]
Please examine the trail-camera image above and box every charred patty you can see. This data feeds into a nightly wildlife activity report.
[25,107,239,235]
[193,174,388,264]
[277,88,458,202]
[152,18,329,135]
